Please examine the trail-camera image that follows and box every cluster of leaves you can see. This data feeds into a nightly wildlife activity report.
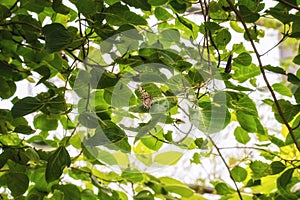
[0,0,300,199]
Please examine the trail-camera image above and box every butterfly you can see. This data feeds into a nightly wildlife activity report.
[137,86,153,110]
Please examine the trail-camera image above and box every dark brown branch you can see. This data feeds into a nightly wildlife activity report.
[225,0,300,153]
[276,0,300,11]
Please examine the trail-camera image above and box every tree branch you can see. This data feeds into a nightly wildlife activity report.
[276,0,300,11]
[225,0,300,152]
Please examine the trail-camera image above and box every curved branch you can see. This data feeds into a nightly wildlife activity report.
[225,0,300,152]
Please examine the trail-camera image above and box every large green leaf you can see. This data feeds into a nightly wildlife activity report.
[11,97,44,118]
[46,146,71,183]
[4,172,29,197]
[42,23,72,52]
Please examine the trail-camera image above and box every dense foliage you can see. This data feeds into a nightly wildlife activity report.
[1,0,300,199]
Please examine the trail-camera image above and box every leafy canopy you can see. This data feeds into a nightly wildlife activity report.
[1,0,300,199]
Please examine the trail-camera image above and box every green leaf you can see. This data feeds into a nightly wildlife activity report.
[14,125,35,135]
[0,4,10,22]
[0,78,16,99]
[161,28,180,42]
[272,83,293,97]
[231,166,248,182]
[52,0,70,15]
[42,23,72,53]
[232,63,261,82]
[236,95,258,116]
[97,71,120,89]
[250,161,270,179]
[34,114,58,131]
[277,168,294,188]
[236,111,257,132]
[52,184,81,200]
[169,0,187,13]
[74,0,103,17]
[270,161,286,175]
[78,112,99,129]
[273,99,300,123]
[215,29,231,48]
[234,127,250,144]
[234,52,252,66]
[204,21,222,32]
[122,169,144,182]
[190,105,231,133]
[12,97,44,118]
[5,172,29,197]
[106,3,147,25]
[155,7,172,20]
[141,129,164,151]
[214,182,234,195]
[293,54,300,65]
[148,0,168,6]
[154,151,182,165]
[46,146,71,183]
[134,190,154,200]
[122,0,151,11]
[264,65,286,75]
[176,14,193,31]
[84,120,126,146]
[287,73,300,85]
[164,184,194,197]
[230,21,244,33]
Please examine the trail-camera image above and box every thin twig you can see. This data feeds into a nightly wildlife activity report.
[207,136,244,200]
[226,0,300,152]
[260,32,288,57]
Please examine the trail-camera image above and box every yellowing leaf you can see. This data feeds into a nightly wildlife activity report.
[154,151,182,165]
